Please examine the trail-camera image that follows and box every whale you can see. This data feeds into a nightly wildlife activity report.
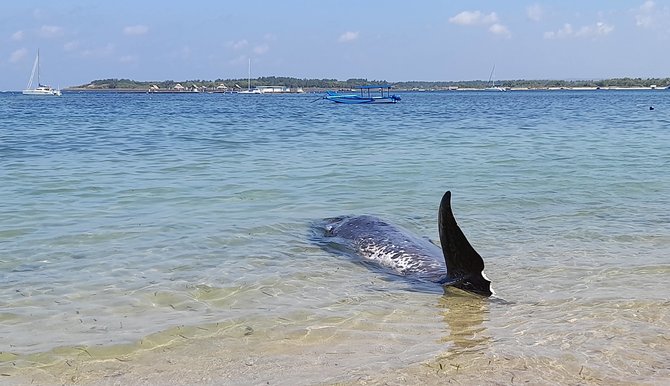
[315,191,493,297]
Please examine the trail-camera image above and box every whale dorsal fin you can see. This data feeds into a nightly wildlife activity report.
[438,191,492,296]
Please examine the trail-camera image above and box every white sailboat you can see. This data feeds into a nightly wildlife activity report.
[22,50,61,96]
[237,58,261,94]
[485,65,506,92]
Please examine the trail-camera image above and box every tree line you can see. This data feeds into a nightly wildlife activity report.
[77,77,670,90]
[79,77,389,90]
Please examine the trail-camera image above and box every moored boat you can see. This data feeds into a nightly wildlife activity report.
[22,50,61,96]
[324,85,401,104]
[484,65,506,92]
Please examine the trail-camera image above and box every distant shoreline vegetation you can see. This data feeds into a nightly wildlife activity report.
[69,77,670,91]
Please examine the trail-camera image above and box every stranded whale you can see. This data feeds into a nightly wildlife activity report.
[315,191,492,297]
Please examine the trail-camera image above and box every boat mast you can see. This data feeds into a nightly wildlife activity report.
[26,51,39,89]
[247,58,251,91]
[488,64,496,87]
[37,49,41,87]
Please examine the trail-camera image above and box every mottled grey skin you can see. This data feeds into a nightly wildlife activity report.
[317,191,492,297]
[322,215,448,283]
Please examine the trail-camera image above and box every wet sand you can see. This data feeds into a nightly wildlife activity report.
[2,332,649,386]
[4,290,666,386]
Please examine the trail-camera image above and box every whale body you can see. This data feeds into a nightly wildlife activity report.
[316,191,492,297]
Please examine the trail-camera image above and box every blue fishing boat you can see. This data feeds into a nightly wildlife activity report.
[324,85,401,104]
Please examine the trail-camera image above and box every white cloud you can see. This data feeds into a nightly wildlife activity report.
[636,2,654,27]
[544,22,614,39]
[338,31,359,43]
[123,25,149,36]
[253,44,269,55]
[39,25,64,38]
[593,22,615,36]
[228,36,273,55]
[544,24,572,39]
[634,0,669,29]
[526,4,543,22]
[449,11,499,26]
[10,48,28,63]
[449,10,508,37]
[63,41,79,51]
[228,39,248,50]
[640,0,655,12]
[11,30,25,41]
[490,24,511,38]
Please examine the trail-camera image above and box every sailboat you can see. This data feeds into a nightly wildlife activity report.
[22,50,61,96]
[485,65,506,92]
[237,58,261,94]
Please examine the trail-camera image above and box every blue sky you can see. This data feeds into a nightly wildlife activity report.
[2,1,669,90]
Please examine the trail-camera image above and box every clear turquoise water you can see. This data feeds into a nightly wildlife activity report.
[1,90,669,383]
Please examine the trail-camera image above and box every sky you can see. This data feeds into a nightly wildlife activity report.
[2,1,670,90]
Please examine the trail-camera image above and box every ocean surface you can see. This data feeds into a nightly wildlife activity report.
[0,90,668,385]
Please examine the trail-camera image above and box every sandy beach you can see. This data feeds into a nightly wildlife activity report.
[1,325,628,386]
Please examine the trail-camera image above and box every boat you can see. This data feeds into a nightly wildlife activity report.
[484,65,505,92]
[237,88,262,94]
[324,85,401,104]
[237,58,262,94]
[22,50,61,96]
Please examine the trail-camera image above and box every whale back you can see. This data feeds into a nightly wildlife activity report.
[315,191,493,297]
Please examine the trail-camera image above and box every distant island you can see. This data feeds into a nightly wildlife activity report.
[67,77,670,92]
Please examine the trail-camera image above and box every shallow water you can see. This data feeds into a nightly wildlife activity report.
[0,90,669,384]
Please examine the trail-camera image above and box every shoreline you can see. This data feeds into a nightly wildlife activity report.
[0,321,626,386]
[51,85,670,93]
[2,321,659,386]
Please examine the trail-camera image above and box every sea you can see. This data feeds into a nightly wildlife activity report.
[0,90,668,385]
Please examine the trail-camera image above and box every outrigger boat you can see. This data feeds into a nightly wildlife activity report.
[324,84,401,104]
